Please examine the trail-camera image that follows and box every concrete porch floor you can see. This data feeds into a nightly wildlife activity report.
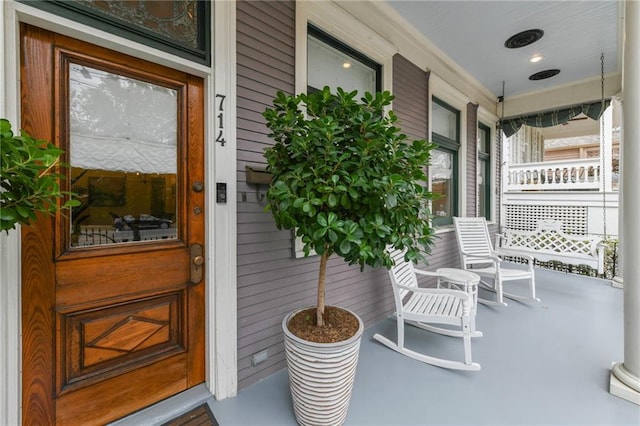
[115,268,640,425]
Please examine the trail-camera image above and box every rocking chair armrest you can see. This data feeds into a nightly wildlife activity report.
[395,284,472,304]
[494,247,535,263]
[462,251,501,265]
[413,268,440,277]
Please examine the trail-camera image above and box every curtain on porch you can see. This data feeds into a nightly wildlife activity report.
[501,99,611,138]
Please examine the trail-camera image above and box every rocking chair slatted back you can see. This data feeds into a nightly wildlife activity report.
[453,217,494,267]
[388,247,419,301]
[454,216,539,306]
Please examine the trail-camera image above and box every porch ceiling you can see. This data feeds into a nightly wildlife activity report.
[386,1,621,102]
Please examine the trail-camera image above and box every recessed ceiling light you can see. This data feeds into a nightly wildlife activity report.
[505,29,544,49]
[530,55,544,63]
[529,69,560,80]
[342,62,351,69]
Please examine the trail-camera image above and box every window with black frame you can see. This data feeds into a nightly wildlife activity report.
[431,98,460,226]
[477,123,491,220]
[307,25,381,94]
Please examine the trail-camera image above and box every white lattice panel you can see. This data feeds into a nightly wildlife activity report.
[504,204,587,235]
[505,229,595,255]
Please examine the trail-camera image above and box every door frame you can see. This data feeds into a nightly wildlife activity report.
[0,1,238,424]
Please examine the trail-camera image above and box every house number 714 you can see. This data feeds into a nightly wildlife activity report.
[215,94,226,147]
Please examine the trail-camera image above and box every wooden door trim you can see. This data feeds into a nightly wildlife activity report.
[21,24,57,426]
[186,74,206,385]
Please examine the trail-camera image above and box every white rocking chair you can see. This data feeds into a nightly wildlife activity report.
[453,217,539,307]
[373,248,481,371]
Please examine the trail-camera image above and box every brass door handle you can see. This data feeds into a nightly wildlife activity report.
[190,244,204,284]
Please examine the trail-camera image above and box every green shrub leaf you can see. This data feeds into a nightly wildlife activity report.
[1,118,78,233]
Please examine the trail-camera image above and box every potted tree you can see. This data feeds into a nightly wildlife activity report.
[1,118,78,233]
[263,87,436,425]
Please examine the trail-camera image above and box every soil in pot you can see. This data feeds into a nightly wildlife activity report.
[287,306,359,343]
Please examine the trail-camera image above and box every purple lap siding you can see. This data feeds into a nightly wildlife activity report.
[236,0,296,389]
[392,54,462,272]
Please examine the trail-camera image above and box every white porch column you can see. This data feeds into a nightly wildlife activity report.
[610,0,640,405]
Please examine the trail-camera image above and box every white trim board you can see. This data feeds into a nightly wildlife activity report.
[211,0,238,400]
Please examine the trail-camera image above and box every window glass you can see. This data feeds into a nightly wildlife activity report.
[478,122,491,220]
[478,159,487,217]
[432,101,458,140]
[307,26,380,94]
[478,126,488,153]
[431,98,460,226]
[308,36,376,94]
[431,150,454,225]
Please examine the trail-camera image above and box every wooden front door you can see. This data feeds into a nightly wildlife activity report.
[20,25,205,425]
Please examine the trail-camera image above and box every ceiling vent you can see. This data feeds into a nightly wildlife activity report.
[504,29,544,48]
[529,69,561,80]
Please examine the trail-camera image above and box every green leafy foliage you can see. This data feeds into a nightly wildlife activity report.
[0,118,79,233]
[263,87,437,271]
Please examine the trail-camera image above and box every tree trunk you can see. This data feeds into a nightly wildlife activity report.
[317,249,329,327]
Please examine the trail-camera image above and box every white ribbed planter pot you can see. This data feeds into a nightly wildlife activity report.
[282,307,364,426]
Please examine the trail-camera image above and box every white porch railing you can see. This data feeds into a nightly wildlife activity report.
[506,158,602,191]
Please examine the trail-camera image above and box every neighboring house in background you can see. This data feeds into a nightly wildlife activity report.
[1,1,637,424]
[545,131,620,163]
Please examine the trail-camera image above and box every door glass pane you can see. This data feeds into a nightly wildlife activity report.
[68,63,178,247]
[431,150,453,224]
